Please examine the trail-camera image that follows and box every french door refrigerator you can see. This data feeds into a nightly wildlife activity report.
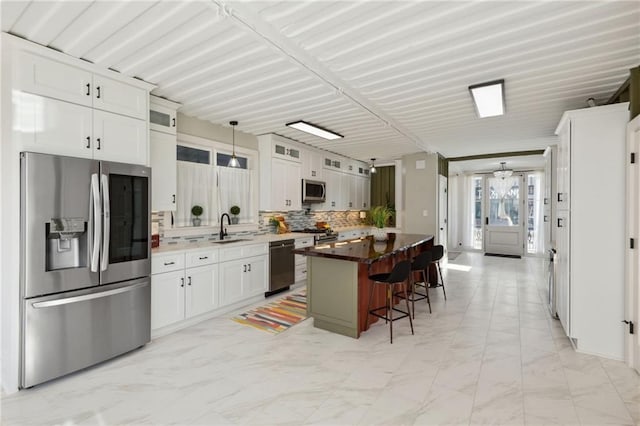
[20,152,151,388]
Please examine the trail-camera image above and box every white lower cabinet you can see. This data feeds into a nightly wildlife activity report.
[294,237,313,283]
[152,243,267,333]
[219,255,267,305]
[151,269,185,330]
[151,249,219,331]
[185,264,219,318]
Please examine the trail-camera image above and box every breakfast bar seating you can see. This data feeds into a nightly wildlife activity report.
[293,233,434,338]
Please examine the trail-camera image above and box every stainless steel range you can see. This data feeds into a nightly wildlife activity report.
[20,152,151,388]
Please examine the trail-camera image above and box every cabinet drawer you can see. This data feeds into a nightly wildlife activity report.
[219,243,268,262]
[295,237,314,248]
[152,252,185,274]
[185,249,218,268]
[295,254,306,267]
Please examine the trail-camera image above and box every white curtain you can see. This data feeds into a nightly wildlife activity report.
[176,162,217,227]
[532,171,545,254]
[217,166,252,223]
[448,174,477,251]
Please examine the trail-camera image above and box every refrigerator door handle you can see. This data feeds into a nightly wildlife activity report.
[90,173,101,272]
[100,174,110,272]
[31,282,148,308]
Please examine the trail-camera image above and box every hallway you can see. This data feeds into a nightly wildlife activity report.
[2,253,638,425]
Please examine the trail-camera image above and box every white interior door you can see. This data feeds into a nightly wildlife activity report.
[626,115,640,373]
[484,174,524,256]
[438,176,448,251]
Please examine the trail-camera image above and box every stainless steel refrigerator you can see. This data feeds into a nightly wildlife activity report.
[20,152,152,388]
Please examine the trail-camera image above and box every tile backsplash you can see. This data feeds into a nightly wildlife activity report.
[152,210,365,246]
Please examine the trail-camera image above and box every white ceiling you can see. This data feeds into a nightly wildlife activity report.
[2,1,639,165]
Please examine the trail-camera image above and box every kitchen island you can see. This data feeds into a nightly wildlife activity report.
[293,233,434,338]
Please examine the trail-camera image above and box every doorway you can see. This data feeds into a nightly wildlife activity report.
[483,174,525,256]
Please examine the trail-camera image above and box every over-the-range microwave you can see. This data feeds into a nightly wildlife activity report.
[302,179,326,203]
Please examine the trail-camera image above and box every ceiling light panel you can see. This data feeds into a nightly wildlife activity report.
[286,121,343,140]
[469,80,505,118]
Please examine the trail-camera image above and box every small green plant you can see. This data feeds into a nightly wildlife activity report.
[269,217,280,226]
[191,205,203,217]
[230,205,240,215]
[369,206,393,228]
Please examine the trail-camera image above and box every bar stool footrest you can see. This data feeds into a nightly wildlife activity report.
[369,306,411,322]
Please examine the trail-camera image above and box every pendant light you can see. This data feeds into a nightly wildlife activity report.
[228,120,240,168]
[369,158,377,174]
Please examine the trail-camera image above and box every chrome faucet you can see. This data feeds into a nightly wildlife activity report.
[219,213,231,240]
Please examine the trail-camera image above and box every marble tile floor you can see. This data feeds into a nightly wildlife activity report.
[2,252,639,425]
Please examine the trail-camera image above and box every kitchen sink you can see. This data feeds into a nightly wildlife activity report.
[211,238,251,244]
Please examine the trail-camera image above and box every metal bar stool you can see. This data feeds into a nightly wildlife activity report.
[365,260,414,343]
[429,245,447,300]
[408,250,432,316]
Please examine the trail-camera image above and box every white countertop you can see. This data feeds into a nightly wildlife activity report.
[152,225,375,255]
[152,232,317,254]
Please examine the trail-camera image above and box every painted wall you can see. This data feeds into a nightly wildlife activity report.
[177,113,259,150]
[402,152,439,236]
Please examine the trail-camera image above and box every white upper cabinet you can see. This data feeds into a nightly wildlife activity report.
[149,96,180,211]
[150,96,179,135]
[15,50,93,108]
[15,50,148,121]
[15,93,146,164]
[14,93,93,159]
[301,148,323,180]
[93,109,147,164]
[272,140,301,163]
[8,35,154,166]
[150,131,177,212]
[92,75,147,120]
[259,134,302,211]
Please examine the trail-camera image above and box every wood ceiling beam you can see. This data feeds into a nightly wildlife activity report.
[448,149,545,162]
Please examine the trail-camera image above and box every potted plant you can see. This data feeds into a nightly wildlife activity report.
[369,205,393,241]
[191,205,203,226]
[269,217,280,234]
[229,205,240,224]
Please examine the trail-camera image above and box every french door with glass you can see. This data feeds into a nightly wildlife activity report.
[483,174,524,256]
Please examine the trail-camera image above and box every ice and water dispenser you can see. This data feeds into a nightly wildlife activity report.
[45,218,87,271]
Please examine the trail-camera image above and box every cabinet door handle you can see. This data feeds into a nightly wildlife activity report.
[86,136,91,149]
[248,263,251,272]
[312,171,316,177]
[557,218,564,228]
[243,264,247,272]
[188,276,192,286]
[172,117,176,127]
[86,83,90,96]
[198,256,208,260]
[96,86,101,99]
[172,194,176,204]
[544,215,549,222]
[180,277,184,288]
[164,261,175,266]
[97,138,101,150]
[485,217,489,225]
[557,193,564,202]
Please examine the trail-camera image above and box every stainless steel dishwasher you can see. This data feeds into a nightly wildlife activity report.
[268,239,295,296]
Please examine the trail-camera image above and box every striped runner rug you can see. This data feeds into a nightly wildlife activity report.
[231,291,307,334]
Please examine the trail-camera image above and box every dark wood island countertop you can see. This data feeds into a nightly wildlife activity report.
[292,233,433,264]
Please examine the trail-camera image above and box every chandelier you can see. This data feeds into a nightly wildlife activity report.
[493,162,513,179]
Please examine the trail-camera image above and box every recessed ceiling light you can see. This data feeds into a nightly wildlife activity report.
[468,79,505,118]
[286,120,343,140]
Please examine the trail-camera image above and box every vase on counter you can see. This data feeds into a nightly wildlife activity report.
[231,215,239,224]
[192,218,201,227]
[372,227,387,241]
